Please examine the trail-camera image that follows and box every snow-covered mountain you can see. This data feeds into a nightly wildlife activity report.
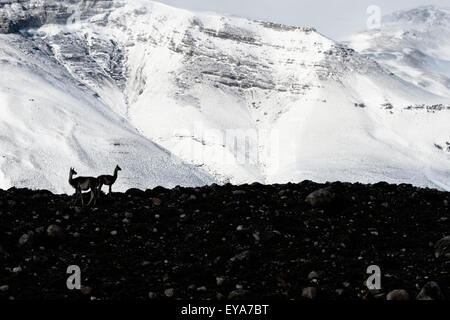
[0,0,449,192]
[0,32,216,193]
[346,6,450,99]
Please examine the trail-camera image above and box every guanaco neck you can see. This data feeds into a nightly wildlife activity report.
[113,167,119,179]
[69,171,75,187]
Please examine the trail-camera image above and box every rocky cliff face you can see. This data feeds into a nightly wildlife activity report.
[0,0,116,33]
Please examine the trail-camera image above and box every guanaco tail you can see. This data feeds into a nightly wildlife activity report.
[97,165,122,194]
[69,167,99,207]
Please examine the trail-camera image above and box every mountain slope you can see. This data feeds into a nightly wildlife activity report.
[0,1,449,191]
[0,33,215,193]
[346,6,450,99]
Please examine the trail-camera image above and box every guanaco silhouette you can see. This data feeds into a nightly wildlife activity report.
[68,168,99,207]
[97,165,122,195]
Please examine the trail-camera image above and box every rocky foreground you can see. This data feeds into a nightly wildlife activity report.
[0,181,449,300]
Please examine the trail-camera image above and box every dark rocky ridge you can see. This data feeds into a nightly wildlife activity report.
[0,181,449,300]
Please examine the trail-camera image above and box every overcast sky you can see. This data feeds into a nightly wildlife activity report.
[156,0,449,39]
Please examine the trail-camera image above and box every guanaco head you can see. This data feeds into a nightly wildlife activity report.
[116,165,122,172]
[70,167,78,176]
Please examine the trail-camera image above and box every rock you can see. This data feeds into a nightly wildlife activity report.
[434,236,450,259]
[386,290,410,300]
[18,233,32,246]
[124,212,133,218]
[335,289,344,296]
[164,288,175,298]
[216,277,226,286]
[110,230,118,236]
[0,285,9,292]
[12,266,22,273]
[80,286,93,296]
[232,190,246,196]
[148,292,158,300]
[187,284,196,291]
[416,282,444,300]
[374,293,387,300]
[228,289,249,300]
[302,287,318,299]
[34,227,45,234]
[305,187,335,207]
[229,251,250,264]
[307,271,320,280]
[7,200,17,207]
[46,225,63,238]
[152,198,162,206]
[73,207,83,214]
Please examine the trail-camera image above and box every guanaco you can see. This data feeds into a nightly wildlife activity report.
[97,165,121,195]
[68,167,99,207]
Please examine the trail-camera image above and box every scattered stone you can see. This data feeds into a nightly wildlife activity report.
[374,293,386,300]
[386,290,410,301]
[434,236,450,259]
[35,226,47,234]
[7,200,17,207]
[125,212,133,218]
[229,251,250,264]
[305,187,335,207]
[18,233,32,246]
[0,285,9,292]
[80,286,93,296]
[111,230,118,236]
[216,277,226,286]
[164,288,175,298]
[416,282,444,300]
[228,290,249,300]
[1,182,450,300]
[307,271,320,280]
[73,207,83,214]
[335,289,344,296]
[152,198,162,206]
[12,266,22,273]
[302,287,318,299]
[46,225,63,238]
[232,190,246,196]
